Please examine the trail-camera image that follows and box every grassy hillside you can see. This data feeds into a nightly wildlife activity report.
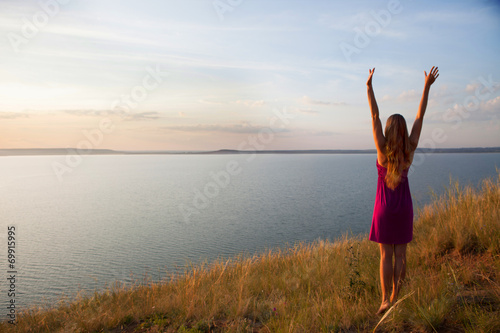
[2,174,499,332]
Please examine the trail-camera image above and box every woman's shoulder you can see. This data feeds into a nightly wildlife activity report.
[377,155,388,168]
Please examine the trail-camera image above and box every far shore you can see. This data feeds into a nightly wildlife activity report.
[1,147,500,156]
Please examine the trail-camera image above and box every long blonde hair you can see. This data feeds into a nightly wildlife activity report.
[384,114,411,190]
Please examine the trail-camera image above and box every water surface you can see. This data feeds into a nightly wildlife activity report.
[0,153,498,315]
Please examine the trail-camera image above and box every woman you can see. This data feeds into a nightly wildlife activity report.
[366,66,439,315]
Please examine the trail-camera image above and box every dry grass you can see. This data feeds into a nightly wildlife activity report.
[2,174,499,332]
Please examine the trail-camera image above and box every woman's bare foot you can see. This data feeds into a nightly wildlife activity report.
[376,301,390,315]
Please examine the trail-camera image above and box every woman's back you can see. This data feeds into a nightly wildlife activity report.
[370,160,413,245]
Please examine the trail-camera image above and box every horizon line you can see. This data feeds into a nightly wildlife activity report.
[1,147,500,156]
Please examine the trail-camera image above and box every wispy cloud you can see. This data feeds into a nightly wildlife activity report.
[414,9,489,25]
[298,109,319,115]
[379,89,420,103]
[318,9,406,39]
[162,123,290,134]
[300,96,346,106]
[62,109,161,121]
[0,112,30,119]
[198,99,266,108]
[302,129,336,136]
[124,112,161,121]
[62,109,117,117]
[398,89,418,101]
[199,99,225,105]
[235,100,266,108]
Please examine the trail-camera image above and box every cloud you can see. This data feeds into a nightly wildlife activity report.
[379,89,419,103]
[487,115,500,131]
[482,95,500,112]
[431,84,451,100]
[199,99,225,105]
[62,109,121,117]
[198,99,266,108]
[319,9,406,40]
[124,112,161,121]
[0,112,30,119]
[429,95,500,124]
[414,10,487,25]
[380,95,391,102]
[465,78,500,96]
[303,130,336,136]
[235,100,266,108]
[465,82,482,94]
[62,109,161,121]
[298,109,319,115]
[300,96,346,106]
[162,123,290,134]
[397,89,417,101]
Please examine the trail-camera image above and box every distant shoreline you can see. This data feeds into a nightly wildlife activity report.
[1,147,500,156]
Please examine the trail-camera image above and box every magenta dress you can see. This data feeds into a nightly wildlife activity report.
[369,160,413,244]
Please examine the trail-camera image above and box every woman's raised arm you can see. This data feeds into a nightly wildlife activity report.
[367,68,385,154]
[409,66,439,150]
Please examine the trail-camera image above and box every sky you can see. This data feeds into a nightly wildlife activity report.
[0,0,499,151]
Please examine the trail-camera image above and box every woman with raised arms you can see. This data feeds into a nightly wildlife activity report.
[366,66,439,315]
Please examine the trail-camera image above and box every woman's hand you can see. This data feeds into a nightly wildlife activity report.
[367,68,375,87]
[410,66,439,149]
[424,66,439,87]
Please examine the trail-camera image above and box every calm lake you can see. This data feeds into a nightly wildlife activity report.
[0,153,499,316]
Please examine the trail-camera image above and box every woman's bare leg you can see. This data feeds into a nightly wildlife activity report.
[391,243,407,303]
[377,243,394,315]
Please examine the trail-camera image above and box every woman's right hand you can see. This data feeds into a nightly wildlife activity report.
[367,68,375,87]
[424,66,439,87]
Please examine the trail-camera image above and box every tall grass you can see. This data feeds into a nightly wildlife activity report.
[2,174,499,332]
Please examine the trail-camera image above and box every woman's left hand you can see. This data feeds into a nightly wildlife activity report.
[367,68,375,87]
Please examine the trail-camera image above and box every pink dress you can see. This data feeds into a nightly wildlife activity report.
[369,160,413,244]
